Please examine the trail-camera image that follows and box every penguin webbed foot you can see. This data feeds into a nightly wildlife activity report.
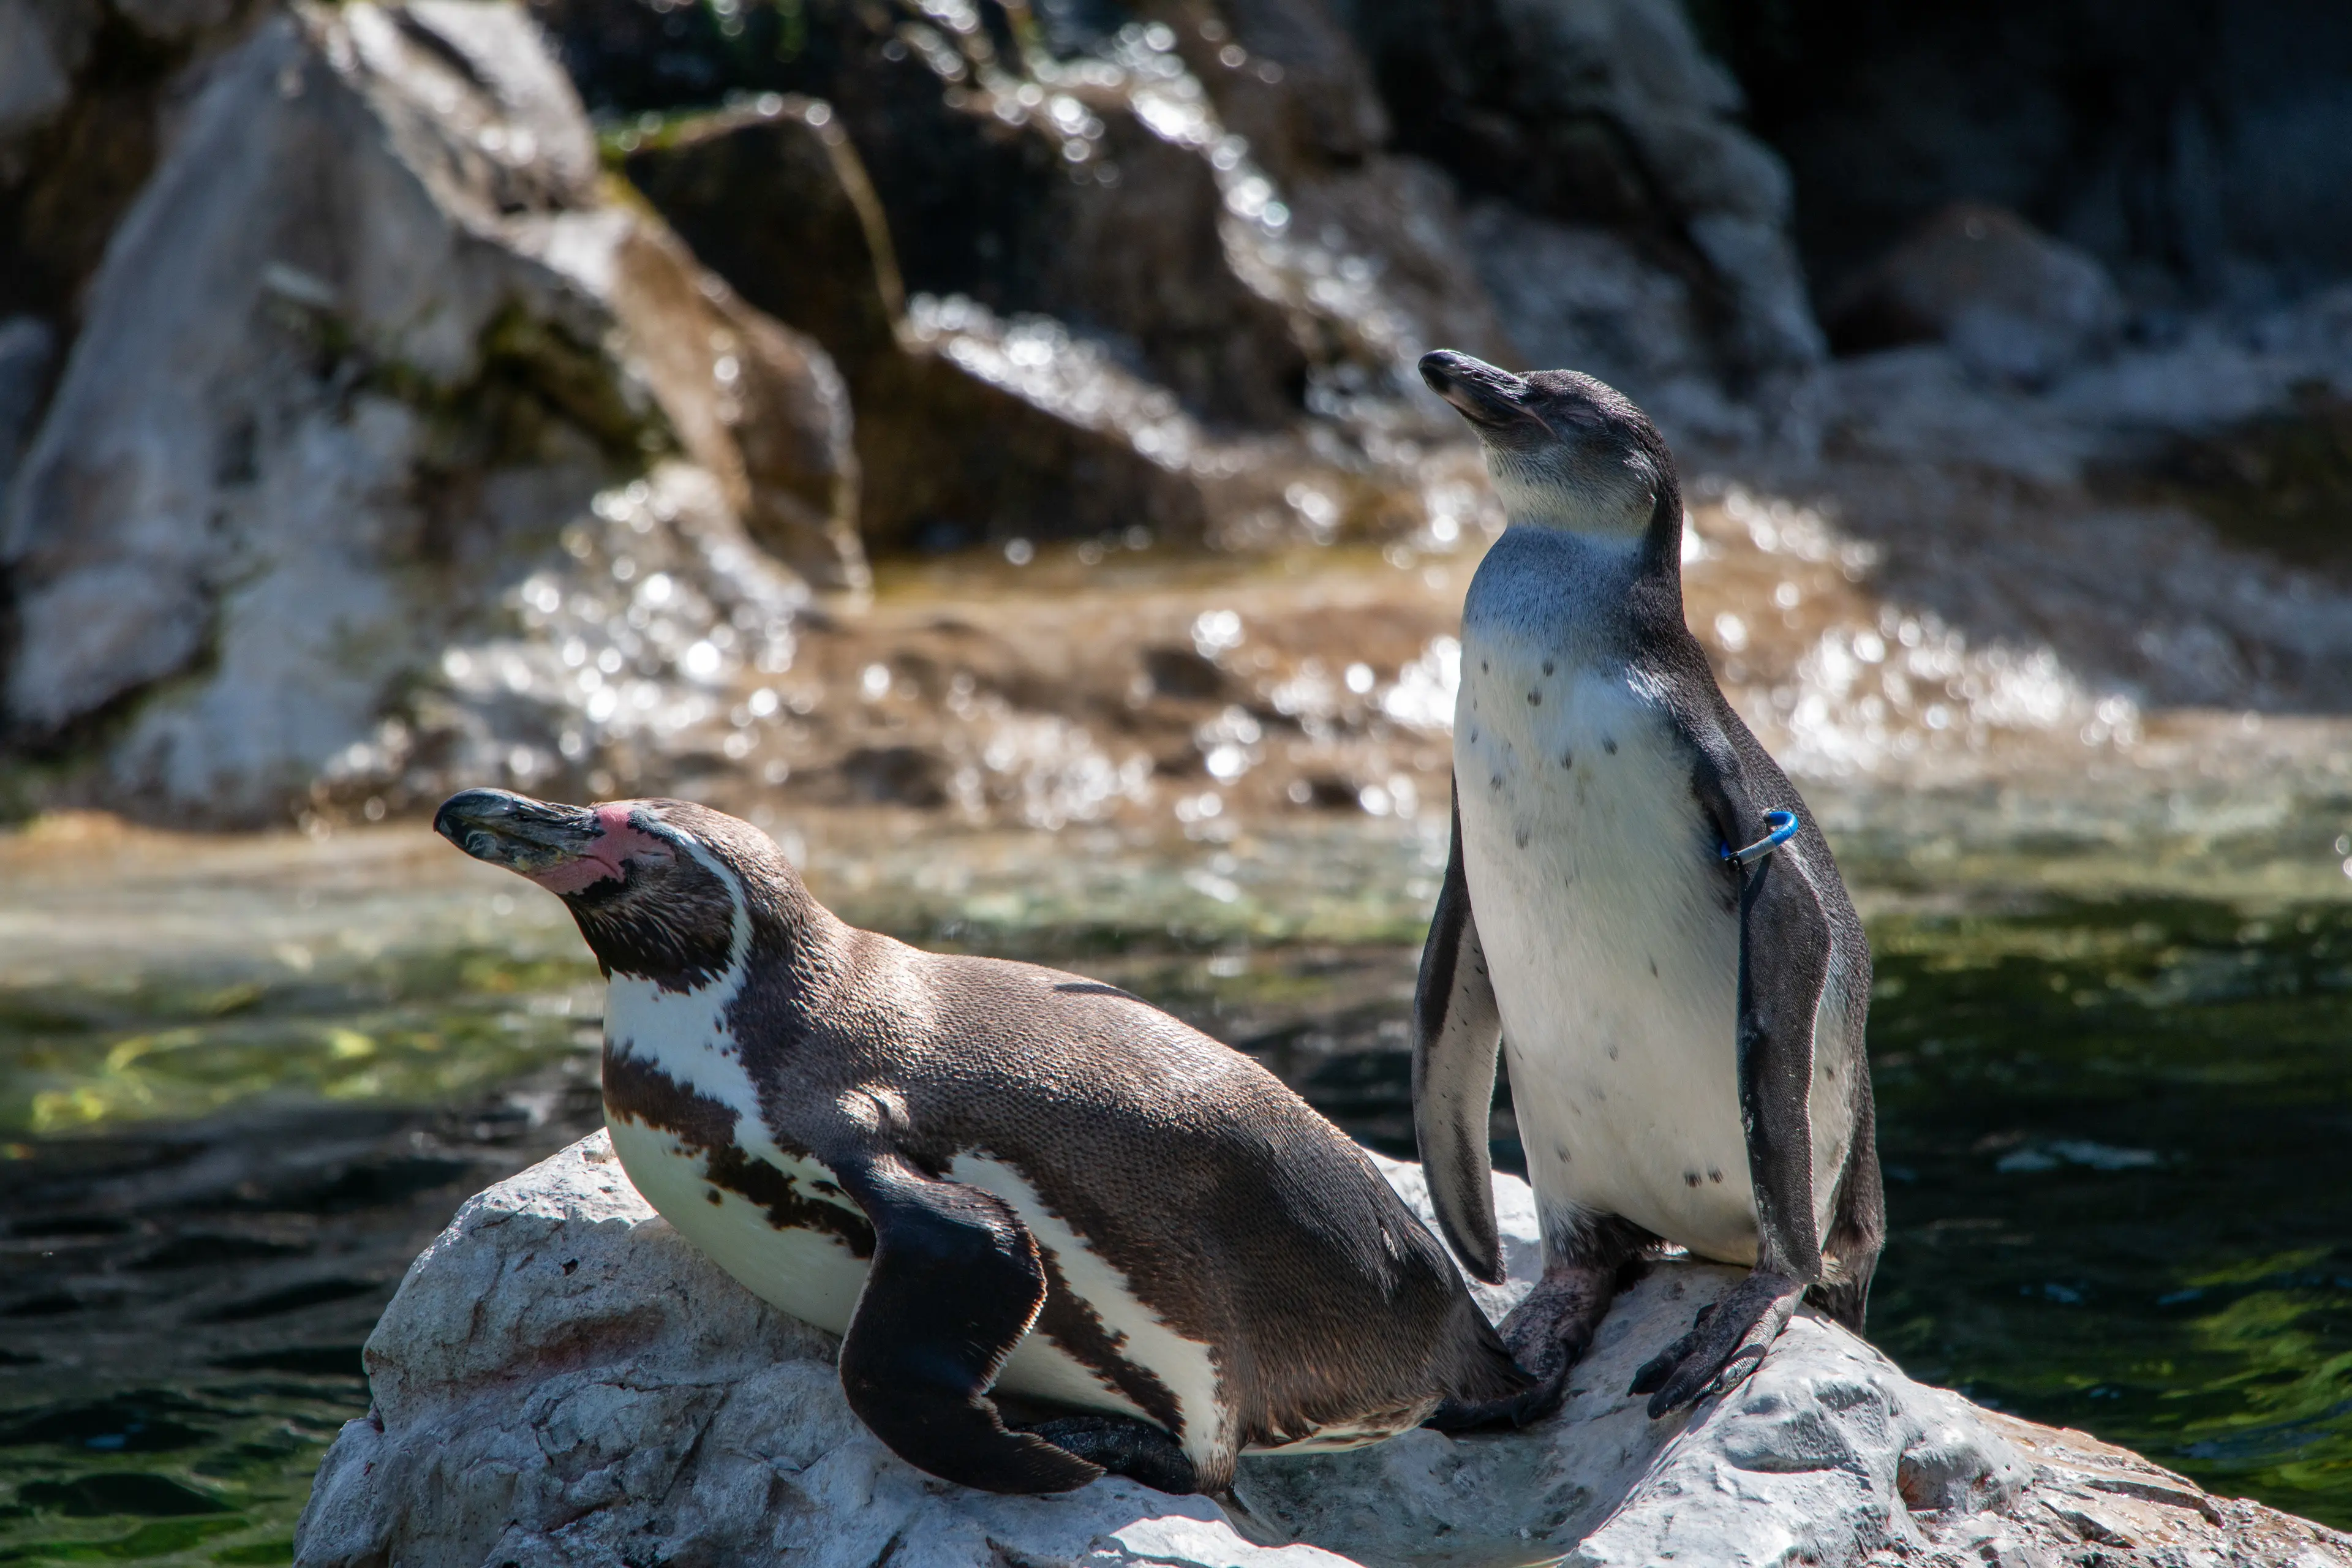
[1016,1414,1199,1495]
[1628,1269,1803,1419]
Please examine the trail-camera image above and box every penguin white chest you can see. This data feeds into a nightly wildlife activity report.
[1454,628,1758,1264]
[600,970,877,1339]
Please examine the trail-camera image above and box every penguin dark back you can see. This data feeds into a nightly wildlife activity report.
[434,787,1526,1501]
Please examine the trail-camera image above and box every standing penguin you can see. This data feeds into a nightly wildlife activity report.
[435,789,1524,1498]
[1411,351,1883,1424]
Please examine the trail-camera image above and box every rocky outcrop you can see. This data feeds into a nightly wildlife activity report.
[599,214,865,590]
[1704,1,2352,309]
[624,99,1227,556]
[1824,203,2126,387]
[15,0,2351,826]
[1347,0,1824,388]
[0,0,92,143]
[564,0,1518,402]
[603,18,1524,557]
[1464,201,1758,445]
[605,4,1522,551]
[0,0,1850,817]
[295,1132,2351,1568]
[0,0,211,356]
[1819,278,2352,486]
[0,0,859,821]
[563,0,1863,477]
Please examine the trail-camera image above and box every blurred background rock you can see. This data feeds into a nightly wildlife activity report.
[3,0,2349,825]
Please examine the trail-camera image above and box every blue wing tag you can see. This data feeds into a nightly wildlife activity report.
[1721,809,1800,868]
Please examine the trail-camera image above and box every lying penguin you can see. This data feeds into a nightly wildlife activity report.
[1411,351,1884,1425]
[435,788,1524,1497]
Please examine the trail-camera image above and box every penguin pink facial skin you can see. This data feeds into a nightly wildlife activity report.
[432,788,1527,1504]
[431,792,642,891]
[514,805,672,894]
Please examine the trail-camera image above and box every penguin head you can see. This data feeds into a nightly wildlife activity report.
[435,788,783,986]
[1419,350,1672,543]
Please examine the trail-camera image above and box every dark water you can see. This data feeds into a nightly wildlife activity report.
[1175,899,2352,1527]
[3,895,2349,1561]
[1864,900,2352,1525]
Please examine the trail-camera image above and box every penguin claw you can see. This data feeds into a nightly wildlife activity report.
[1625,1272,1802,1419]
[1626,1337,1691,1398]
[1627,1302,1719,1395]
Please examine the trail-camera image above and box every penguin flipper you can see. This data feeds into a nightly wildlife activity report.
[1412,790,1507,1284]
[1732,846,1834,1285]
[832,1154,1104,1494]
[1810,1056,1885,1332]
[1619,740,1858,1417]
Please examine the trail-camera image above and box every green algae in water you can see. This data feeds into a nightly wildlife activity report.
[0,1381,354,1566]
[0,951,600,1138]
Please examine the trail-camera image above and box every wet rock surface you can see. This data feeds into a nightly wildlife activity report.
[1817,280,2352,488]
[1346,0,1823,386]
[1823,203,2126,386]
[292,1131,2352,1568]
[5,0,2352,832]
[0,0,851,821]
[604,6,1505,555]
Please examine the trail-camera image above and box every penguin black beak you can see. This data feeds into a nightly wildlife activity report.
[1419,350,1549,438]
[434,788,616,888]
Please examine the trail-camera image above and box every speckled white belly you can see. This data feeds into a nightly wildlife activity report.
[1455,635,1759,1264]
[605,1112,1179,1431]
[606,1113,872,1332]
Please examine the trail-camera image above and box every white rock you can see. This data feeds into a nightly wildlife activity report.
[0,0,859,822]
[295,1133,1353,1568]
[297,1131,2352,1568]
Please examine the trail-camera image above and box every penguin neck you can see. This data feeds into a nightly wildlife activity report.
[1496,507,1685,604]
[725,859,843,986]
[1493,478,1685,589]
[578,848,832,998]
[597,854,846,1101]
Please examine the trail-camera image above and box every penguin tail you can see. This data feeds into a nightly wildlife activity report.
[1806,1273,1870,1333]
[1446,1295,1536,1406]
